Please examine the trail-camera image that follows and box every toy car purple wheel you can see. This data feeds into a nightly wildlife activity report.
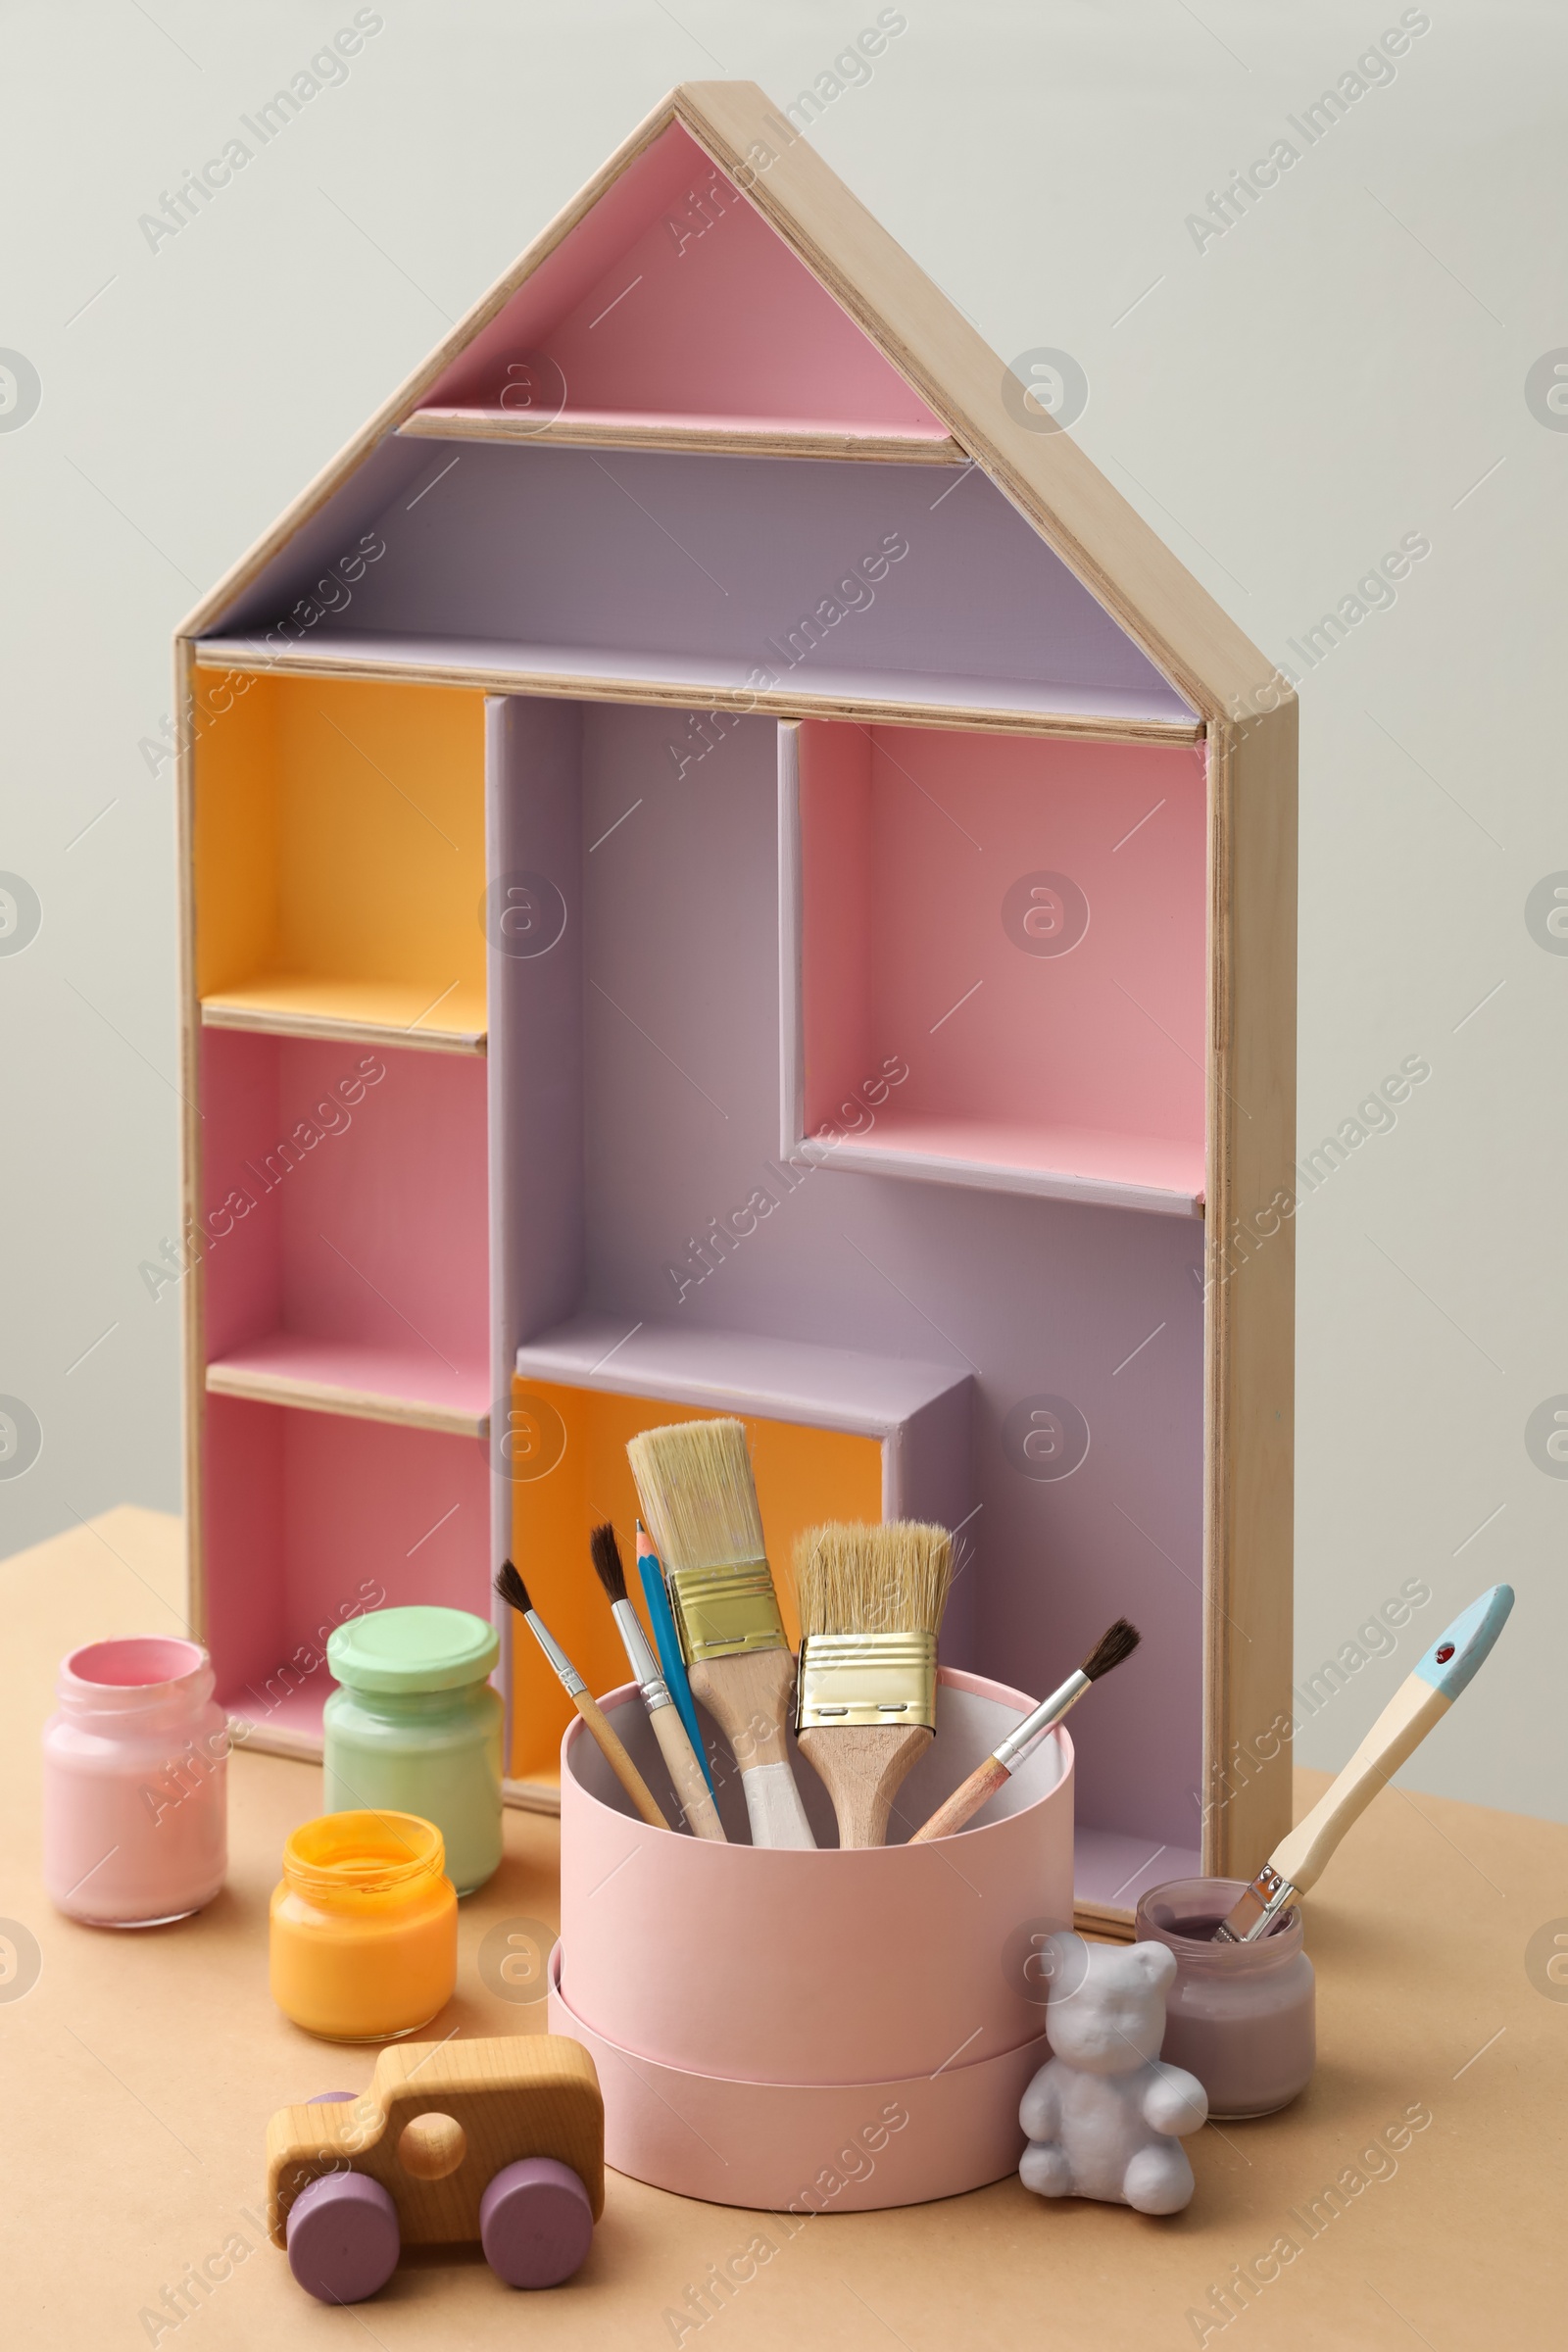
[479,2157,593,2287]
[286,2172,400,2304]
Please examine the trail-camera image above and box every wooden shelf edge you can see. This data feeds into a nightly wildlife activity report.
[200,999,486,1056]
[504,1777,563,1818]
[192,643,1203,749]
[205,1360,487,1439]
[1072,1899,1136,1942]
[792,1135,1203,1219]
[397,408,968,465]
[227,1710,321,1764]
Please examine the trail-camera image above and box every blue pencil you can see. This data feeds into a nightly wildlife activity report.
[636,1519,716,1797]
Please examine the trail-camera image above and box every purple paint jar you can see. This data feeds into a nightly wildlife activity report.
[1135,1876,1314,2119]
[43,1638,227,1926]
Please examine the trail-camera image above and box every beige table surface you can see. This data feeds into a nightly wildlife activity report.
[2,1507,1562,2349]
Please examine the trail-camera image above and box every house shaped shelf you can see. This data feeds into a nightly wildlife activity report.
[176,79,1297,1931]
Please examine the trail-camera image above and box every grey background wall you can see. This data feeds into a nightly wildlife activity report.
[3,1,1562,1823]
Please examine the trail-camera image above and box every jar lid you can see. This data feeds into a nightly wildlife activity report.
[327,1606,499,1693]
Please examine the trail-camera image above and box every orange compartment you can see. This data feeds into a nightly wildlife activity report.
[194,673,487,1046]
[507,1380,882,1788]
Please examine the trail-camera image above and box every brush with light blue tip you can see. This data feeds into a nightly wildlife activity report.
[1215,1584,1515,1943]
[635,1520,716,1799]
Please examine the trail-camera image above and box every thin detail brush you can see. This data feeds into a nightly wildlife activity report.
[494,1559,668,1830]
[636,1520,715,1799]
[909,1618,1142,1844]
[590,1522,725,1841]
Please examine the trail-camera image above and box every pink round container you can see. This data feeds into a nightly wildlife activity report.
[43,1638,227,1927]
[548,1665,1073,2210]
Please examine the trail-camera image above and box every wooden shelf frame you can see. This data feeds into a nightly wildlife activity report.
[174,79,1297,1909]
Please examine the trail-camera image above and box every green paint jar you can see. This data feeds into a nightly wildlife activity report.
[323,1607,503,1896]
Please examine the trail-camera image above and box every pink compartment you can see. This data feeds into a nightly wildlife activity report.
[787,721,1209,1210]
[201,1031,489,1421]
[550,1668,1072,2209]
[421,121,947,438]
[203,1399,490,1745]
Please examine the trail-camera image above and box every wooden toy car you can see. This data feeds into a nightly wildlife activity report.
[265,2034,604,2303]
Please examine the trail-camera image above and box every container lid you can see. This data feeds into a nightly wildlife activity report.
[327,1606,499,1693]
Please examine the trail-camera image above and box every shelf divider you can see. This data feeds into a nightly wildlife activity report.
[206,1333,490,1437]
[195,634,1201,748]
[201,984,485,1057]
[399,407,965,464]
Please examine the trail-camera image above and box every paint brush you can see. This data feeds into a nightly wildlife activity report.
[908,1618,1142,1843]
[493,1559,669,1830]
[1214,1584,1515,1942]
[636,1519,716,1799]
[590,1522,725,1842]
[791,1521,955,1848]
[626,1416,815,1850]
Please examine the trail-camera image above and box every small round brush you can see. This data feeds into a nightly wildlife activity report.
[589,1522,725,1842]
[494,1559,668,1830]
[908,1618,1142,1844]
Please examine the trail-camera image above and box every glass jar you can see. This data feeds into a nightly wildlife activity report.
[1136,1875,1315,2119]
[270,1810,457,2041]
[42,1637,227,1927]
[323,1605,503,1896]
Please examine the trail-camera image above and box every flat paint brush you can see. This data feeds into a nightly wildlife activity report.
[494,1559,669,1831]
[792,1521,955,1848]
[909,1618,1142,1843]
[1214,1583,1514,1942]
[627,1416,815,1850]
[590,1521,725,1842]
[636,1519,716,1799]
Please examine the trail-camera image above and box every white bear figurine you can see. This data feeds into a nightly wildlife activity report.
[1018,1935,1207,2214]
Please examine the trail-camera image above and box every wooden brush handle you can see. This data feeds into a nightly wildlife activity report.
[688,1650,814,1849]
[649,1704,726,1841]
[739,1760,815,1849]
[1272,1587,1512,1894]
[1271,1673,1447,1894]
[573,1692,669,1830]
[799,1724,931,1849]
[907,1753,1009,1843]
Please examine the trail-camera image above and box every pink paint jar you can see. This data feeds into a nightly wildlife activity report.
[1136,1876,1314,2119]
[43,1638,227,1927]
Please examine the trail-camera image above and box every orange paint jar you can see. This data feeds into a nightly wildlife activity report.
[270,1811,457,2043]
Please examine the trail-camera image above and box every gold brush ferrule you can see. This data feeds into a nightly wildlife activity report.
[667,1560,787,1663]
[795,1632,938,1733]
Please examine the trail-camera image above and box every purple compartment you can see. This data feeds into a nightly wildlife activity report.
[479,2156,594,2288]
